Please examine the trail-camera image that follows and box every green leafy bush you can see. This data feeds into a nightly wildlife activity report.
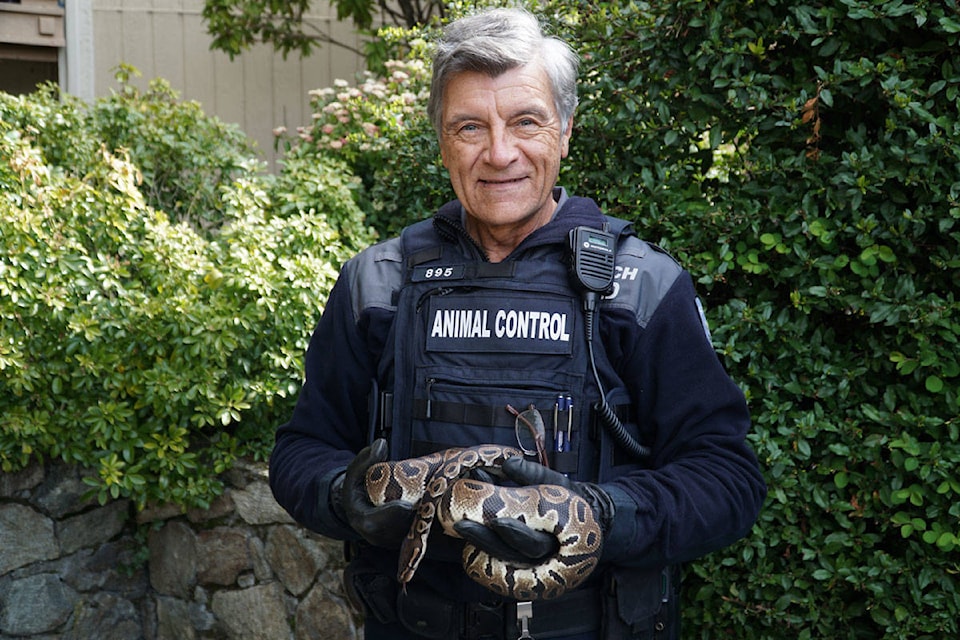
[281,0,959,636]
[3,68,255,234]
[0,81,373,509]
[88,66,257,233]
[562,1,960,637]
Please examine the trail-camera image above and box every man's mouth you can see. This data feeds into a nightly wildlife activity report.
[480,177,525,185]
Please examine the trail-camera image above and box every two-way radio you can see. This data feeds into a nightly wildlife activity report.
[567,226,617,300]
[567,225,652,460]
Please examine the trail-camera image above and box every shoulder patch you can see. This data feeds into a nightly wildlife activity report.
[603,236,683,328]
[347,237,404,322]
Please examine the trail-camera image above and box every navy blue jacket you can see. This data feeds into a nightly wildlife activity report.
[270,189,766,578]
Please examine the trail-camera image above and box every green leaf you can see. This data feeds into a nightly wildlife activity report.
[834,471,849,489]
[926,375,944,393]
[940,16,960,33]
[936,532,957,551]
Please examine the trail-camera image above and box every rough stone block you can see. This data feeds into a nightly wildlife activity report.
[58,499,130,555]
[230,481,295,526]
[0,503,58,574]
[295,586,359,640]
[196,527,253,586]
[211,582,292,640]
[0,574,76,636]
[265,525,318,597]
[148,521,197,599]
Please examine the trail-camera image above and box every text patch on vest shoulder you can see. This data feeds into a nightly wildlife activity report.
[425,293,575,355]
[412,264,466,282]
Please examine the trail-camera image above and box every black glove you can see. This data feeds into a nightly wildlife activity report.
[454,515,559,564]
[453,457,615,564]
[330,439,416,549]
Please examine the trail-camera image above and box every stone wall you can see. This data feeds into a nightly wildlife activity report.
[0,459,360,639]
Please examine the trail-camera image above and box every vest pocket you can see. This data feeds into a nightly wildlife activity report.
[399,368,584,465]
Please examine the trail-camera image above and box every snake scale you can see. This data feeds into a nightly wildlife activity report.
[365,444,603,601]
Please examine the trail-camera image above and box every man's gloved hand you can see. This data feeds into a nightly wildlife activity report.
[453,457,615,564]
[330,439,415,549]
[454,513,559,564]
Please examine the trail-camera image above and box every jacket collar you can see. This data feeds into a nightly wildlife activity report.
[432,187,608,261]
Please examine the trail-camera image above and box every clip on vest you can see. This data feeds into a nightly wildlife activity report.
[516,601,534,639]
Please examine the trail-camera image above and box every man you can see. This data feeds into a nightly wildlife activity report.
[270,7,766,639]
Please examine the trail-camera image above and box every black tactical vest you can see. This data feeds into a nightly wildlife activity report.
[360,199,674,483]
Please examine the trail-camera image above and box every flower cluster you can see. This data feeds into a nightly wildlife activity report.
[285,59,430,162]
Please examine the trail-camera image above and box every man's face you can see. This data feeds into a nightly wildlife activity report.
[439,63,573,238]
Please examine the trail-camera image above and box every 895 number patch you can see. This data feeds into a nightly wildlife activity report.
[412,264,465,282]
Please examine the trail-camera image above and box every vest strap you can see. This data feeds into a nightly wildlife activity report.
[412,398,584,430]
[408,246,443,268]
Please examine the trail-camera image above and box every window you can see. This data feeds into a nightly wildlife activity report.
[0,0,64,94]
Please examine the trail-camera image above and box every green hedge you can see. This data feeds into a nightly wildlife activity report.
[564,2,959,637]
[282,1,959,636]
[0,77,374,509]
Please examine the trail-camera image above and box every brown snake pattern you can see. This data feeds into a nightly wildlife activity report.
[365,444,603,601]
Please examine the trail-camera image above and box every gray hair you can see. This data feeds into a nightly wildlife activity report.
[427,7,579,135]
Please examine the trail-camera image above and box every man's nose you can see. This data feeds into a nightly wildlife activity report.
[485,126,520,167]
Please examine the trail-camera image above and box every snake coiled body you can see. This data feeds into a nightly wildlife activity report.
[365,444,603,601]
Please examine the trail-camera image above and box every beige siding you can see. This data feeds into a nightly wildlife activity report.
[90,0,367,167]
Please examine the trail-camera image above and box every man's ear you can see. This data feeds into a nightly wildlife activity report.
[560,116,574,158]
[440,140,450,168]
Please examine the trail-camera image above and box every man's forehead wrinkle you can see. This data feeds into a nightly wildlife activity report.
[442,78,555,125]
